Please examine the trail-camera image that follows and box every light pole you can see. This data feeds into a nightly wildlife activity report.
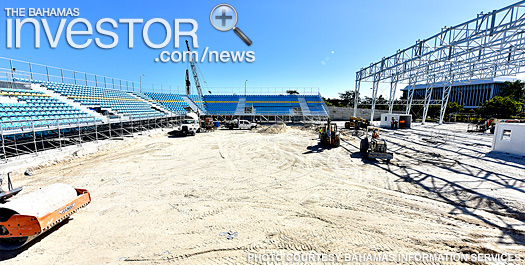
[139,74,145,93]
[244,80,248,95]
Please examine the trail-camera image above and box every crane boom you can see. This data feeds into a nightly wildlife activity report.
[185,69,191,95]
[185,40,203,98]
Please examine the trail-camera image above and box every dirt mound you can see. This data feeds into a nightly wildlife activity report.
[298,123,319,132]
[255,123,289,134]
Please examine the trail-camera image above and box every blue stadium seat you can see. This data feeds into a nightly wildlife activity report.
[37,82,165,119]
[0,86,100,131]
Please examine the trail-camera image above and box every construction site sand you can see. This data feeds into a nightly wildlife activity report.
[255,122,289,134]
[1,123,524,264]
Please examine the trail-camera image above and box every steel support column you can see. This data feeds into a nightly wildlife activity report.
[353,78,361,117]
[438,74,454,125]
[406,76,417,115]
[370,74,380,122]
[0,125,6,163]
[421,75,436,125]
[388,75,398,113]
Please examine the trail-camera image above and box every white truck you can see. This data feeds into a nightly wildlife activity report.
[224,119,257,130]
[169,112,200,136]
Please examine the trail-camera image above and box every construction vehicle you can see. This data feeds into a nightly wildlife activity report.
[345,116,369,130]
[0,174,91,250]
[467,118,522,133]
[319,119,340,147]
[224,119,257,130]
[467,118,494,133]
[200,117,216,132]
[360,127,393,160]
[169,112,200,136]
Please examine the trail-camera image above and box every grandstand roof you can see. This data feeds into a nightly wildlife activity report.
[401,77,518,91]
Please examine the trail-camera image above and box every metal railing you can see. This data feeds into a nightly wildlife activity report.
[0,57,320,95]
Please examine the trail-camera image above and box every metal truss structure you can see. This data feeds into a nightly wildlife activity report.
[354,1,525,124]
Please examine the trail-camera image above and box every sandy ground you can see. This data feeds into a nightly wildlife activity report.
[0,123,524,264]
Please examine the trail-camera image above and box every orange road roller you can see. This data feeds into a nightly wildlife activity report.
[0,177,91,250]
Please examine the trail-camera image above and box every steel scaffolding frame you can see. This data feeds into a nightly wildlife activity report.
[209,114,329,124]
[0,116,182,162]
[354,1,525,124]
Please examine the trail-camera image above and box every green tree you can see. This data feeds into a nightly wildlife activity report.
[446,102,464,113]
[478,96,522,118]
[427,105,441,119]
[375,95,388,110]
[338,90,357,106]
[322,97,334,106]
[502,80,525,102]
[362,96,373,104]
[377,95,387,104]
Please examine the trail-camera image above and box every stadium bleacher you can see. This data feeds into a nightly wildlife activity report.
[143,93,327,116]
[35,81,165,119]
[187,94,207,112]
[1,78,328,134]
[245,95,301,115]
[303,95,328,116]
[201,94,328,116]
[203,95,240,115]
[144,92,189,114]
[0,86,98,131]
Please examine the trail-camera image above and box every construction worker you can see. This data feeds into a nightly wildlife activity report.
[372,129,379,139]
[391,117,396,129]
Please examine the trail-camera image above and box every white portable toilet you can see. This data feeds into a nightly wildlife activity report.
[380,113,412,129]
[492,123,525,157]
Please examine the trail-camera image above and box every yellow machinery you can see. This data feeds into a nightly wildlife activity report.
[360,127,393,160]
[319,119,340,147]
[345,116,369,130]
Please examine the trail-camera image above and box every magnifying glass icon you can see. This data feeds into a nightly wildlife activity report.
[210,4,253,46]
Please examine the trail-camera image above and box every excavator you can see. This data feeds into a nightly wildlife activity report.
[0,173,90,250]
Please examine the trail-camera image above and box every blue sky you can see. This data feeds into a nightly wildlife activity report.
[0,0,519,98]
